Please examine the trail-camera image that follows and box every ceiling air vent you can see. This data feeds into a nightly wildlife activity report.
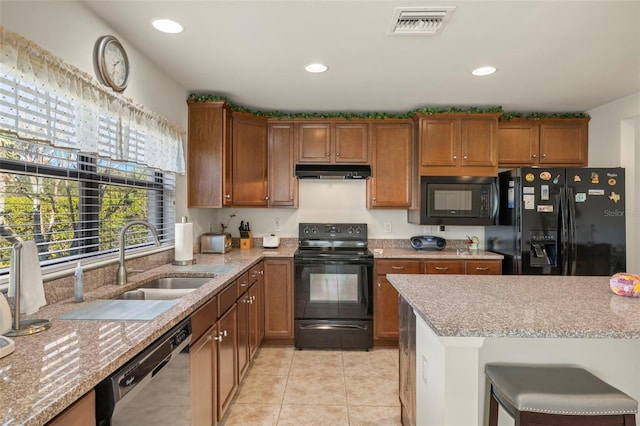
[388,7,456,36]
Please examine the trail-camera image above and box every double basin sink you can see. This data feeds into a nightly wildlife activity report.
[111,276,213,300]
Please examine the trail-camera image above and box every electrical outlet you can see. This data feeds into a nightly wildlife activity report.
[274,217,281,232]
[438,225,446,233]
[384,222,392,233]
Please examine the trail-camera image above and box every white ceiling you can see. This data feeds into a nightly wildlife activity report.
[82,0,640,114]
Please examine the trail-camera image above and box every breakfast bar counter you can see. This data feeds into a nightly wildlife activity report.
[387,274,640,425]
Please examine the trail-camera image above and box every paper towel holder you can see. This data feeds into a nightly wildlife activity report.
[173,216,197,266]
[6,243,51,337]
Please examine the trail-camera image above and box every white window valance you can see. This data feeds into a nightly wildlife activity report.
[0,26,186,174]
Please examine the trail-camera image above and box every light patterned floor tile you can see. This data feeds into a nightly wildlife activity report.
[283,375,347,405]
[345,374,400,407]
[343,350,398,377]
[277,405,349,426]
[348,405,402,426]
[222,403,281,426]
[289,349,344,376]
[234,373,288,404]
[251,351,294,375]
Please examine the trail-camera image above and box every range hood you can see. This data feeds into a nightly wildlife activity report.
[295,164,372,179]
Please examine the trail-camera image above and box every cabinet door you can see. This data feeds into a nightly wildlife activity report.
[424,260,465,274]
[268,123,297,207]
[232,113,268,206]
[191,325,216,426]
[497,121,540,166]
[248,283,260,359]
[334,123,369,163]
[539,120,588,166]
[460,119,497,167]
[297,123,331,163]
[466,260,502,275]
[237,291,250,381]
[263,259,294,339]
[217,304,238,421]
[418,118,458,168]
[368,122,413,208]
[187,101,228,208]
[374,276,400,339]
[47,390,95,426]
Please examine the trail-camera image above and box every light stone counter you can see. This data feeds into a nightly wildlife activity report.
[0,248,294,426]
[387,274,640,425]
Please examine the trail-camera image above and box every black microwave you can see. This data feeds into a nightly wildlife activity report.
[408,176,498,226]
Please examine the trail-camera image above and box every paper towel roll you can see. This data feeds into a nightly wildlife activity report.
[175,222,193,262]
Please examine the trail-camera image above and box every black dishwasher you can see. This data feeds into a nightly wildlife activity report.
[95,318,192,425]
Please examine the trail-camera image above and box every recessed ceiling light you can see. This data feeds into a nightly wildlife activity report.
[472,66,497,76]
[152,19,183,34]
[305,63,328,73]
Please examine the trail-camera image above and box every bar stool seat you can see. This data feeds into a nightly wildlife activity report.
[486,364,638,426]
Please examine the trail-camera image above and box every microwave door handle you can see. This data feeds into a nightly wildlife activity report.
[491,180,499,222]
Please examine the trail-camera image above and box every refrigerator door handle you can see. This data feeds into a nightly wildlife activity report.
[491,179,499,223]
[566,187,577,275]
[559,187,570,275]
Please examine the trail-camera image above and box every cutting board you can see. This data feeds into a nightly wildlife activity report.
[59,300,178,321]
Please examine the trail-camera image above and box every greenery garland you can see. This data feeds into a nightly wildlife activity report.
[187,94,589,120]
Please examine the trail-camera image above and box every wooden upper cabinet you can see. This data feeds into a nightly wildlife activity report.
[232,112,268,206]
[296,121,369,163]
[268,122,298,207]
[498,118,589,167]
[415,113,500,176]
[538,119,589,165]
[367,121,413,208]
[187,100,231,208]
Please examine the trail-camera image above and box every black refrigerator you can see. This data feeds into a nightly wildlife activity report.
[486,167,626,276]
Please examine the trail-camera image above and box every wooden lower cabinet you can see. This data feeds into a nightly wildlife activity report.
[263,258,294,341]
[374,260,421,342]
[217,303,238,421]
[190,324,217,426]
[47,390,95,426]
[374,258,502,341]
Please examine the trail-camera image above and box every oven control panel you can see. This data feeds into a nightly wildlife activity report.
[299,223,367,240]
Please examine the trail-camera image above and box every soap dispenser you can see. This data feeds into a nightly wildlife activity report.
[74,261,84,302]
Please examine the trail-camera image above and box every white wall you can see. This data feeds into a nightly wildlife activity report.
[588,92,640,273]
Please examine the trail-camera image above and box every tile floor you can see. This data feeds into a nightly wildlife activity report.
[221,346,402,426]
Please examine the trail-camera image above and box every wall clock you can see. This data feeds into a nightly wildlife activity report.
[94,35,130,92]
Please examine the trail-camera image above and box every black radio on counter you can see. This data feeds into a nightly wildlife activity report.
[410,235,446,251]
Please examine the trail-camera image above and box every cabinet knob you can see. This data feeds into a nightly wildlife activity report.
[214,335,223,342]
[377,282,381,288]
[225,194,231,199]
[326,152,331,157]
[336,152,340,157]
[453,155,457,160]
[463,155,468,160]
[265,196,269,200]
[475,267,489,271]
[289,197,293,200]
[541,153,546,158]
[391,266,405,270]
[435,266,449,271]
[532,154,537,158]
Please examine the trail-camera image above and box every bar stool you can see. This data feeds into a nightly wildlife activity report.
[485,364,638,426]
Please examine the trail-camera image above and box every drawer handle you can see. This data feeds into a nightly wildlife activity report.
[391,266,405,270]
[475,267,490,271]
[435,266,449,271]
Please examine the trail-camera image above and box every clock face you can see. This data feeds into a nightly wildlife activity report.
[94,35,129,92]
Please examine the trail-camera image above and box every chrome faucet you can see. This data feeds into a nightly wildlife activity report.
[117,220,161,285]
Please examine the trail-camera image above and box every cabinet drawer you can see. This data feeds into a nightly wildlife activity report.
[466,260,502,275]
[424,260,465,274]
[237,271,251,296]
[191,296,218,341]
[249,263,262,285]
[217,280,238,316]
[376,260,422,275]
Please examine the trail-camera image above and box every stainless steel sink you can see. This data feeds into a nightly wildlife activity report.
[110,277,212,300]
[139,276,212,290]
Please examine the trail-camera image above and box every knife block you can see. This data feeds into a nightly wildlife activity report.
[240,231,254,249]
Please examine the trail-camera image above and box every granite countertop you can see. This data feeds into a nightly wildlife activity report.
[388,274,640,339]
[0,247,294,426]
[0,243,503,425]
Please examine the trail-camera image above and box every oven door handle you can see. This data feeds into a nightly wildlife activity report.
[299,323,369,331]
